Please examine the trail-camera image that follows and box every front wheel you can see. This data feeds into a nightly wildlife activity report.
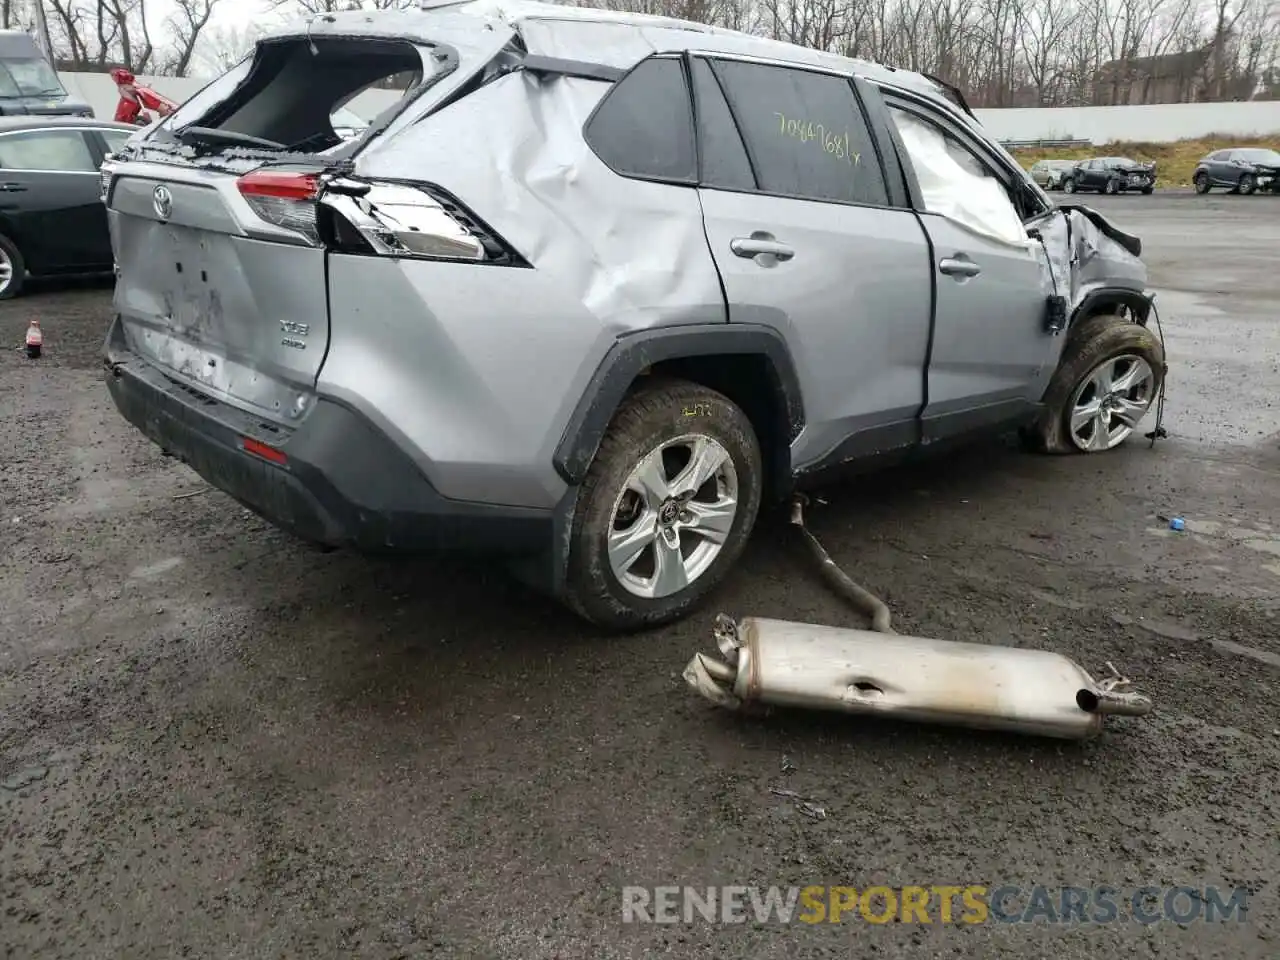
[1024,314,1164,455]
[1240,173,1257,195]
[563,378,763,631]
[1193,172,1210,194]
[1141,186,1154,195]
[1062,177,1076,194]
[1104,178,1121,195]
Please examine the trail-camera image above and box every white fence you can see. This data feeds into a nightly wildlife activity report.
[56,70,1280,145]
[974,100,1280,144]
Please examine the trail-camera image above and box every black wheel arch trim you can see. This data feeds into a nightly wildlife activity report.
[552,323,805,486]
[1071,287,1152,328]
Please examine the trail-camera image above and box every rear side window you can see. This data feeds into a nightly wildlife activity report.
[585,56,696,183]
[0,130,96,172]
[689,58,755,192]
[707,59,888,207]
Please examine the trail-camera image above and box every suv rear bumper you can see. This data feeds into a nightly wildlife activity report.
[103,316,555,555]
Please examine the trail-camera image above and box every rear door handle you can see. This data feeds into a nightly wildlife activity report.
[731,236,795,263]
[939,256,981,278]
[0,182,27,192]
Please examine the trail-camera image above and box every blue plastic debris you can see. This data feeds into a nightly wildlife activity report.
[1169,517,1186,532]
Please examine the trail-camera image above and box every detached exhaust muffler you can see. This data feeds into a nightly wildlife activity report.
[684,614,1153,740]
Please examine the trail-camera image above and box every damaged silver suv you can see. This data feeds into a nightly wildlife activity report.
[101,0,1164,630]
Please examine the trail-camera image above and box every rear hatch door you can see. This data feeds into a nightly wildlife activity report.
[106,12,515,425]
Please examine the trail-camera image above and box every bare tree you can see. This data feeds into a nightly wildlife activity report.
[164,0,224,77]
[42,0,1278,101]
[1020,0,1081,104]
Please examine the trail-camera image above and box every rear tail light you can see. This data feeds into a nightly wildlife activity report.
[319,179,526,265]
[236,170,321,244]
[99,161,114,203]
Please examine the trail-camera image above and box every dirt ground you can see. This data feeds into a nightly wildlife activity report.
[2,195,1279,959]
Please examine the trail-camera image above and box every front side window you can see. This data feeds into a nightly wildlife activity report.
[886,105,1026,246]
[584,56,695,183]
[706,58,888,206]
[0,130,96,172]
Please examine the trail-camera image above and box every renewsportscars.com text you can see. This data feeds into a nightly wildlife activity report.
[621,884,1250,925]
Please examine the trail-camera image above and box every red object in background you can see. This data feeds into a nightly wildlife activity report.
[110,68,178,126]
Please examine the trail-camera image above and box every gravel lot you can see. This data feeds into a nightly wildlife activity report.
[2,195,1279,959]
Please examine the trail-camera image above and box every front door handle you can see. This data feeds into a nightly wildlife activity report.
[939,256,981,278]
[731,234,795,264]
[0,182,27,193]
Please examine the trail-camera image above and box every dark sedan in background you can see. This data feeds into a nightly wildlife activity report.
[1062,156,1158,195]
[1193,147,1280,195]
[0,115,135,299]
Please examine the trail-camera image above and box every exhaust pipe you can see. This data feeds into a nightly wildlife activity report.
[684,615,1153,740]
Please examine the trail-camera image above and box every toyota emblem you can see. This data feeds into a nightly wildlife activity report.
[152,184,173,221]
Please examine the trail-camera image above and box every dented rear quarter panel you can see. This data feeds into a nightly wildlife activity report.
[332,71,725,508]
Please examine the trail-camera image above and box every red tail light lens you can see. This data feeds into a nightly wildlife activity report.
[236,171,319,201]
[236,170,321,243]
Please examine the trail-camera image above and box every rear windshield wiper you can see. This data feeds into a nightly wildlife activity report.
[175,126,286,150]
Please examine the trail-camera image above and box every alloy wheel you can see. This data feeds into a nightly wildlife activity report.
[607,435,739,599]
[0,246,13,296]
[1068,354,1156,452]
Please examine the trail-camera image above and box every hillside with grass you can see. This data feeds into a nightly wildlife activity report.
[1009,135,1280,187]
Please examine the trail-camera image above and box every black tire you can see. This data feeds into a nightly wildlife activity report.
[1062,177,1076,194]
[0,233,25,300]
[1104,178,1120,195]
[563,377,763,631]
[1023,314,1165,455]
[1141,186,1153,195]
[1239,173,1257,196]
[1193,172,1210,194]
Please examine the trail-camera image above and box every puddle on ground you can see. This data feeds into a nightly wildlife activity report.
[1146,518,1280,578]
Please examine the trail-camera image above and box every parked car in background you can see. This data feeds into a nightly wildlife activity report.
[0,116,135,298]
[1028,159,1077,190]
[100,0,1162,631]
[1062,157,1157,195]
[1192,147,1280,195]
[0,30,94,118]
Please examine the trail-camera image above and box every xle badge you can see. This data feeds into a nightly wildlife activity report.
[280,320,309,350]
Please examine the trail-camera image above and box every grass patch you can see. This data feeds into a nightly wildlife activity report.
[1009,134,1280,187]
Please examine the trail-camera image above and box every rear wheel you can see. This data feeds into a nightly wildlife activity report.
[1239,173,1257,195]
[563,378,763,631]
[1024,314,1164,455]
[0,233,25,300]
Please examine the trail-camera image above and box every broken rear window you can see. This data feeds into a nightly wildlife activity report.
[163,38,432,155]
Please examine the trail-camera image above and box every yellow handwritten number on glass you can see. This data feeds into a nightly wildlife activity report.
[774,113,858,166]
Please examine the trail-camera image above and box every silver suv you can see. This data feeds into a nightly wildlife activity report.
[101,0,1163,631]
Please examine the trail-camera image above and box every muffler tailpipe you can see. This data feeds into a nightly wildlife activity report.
[684,615,1153,740]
